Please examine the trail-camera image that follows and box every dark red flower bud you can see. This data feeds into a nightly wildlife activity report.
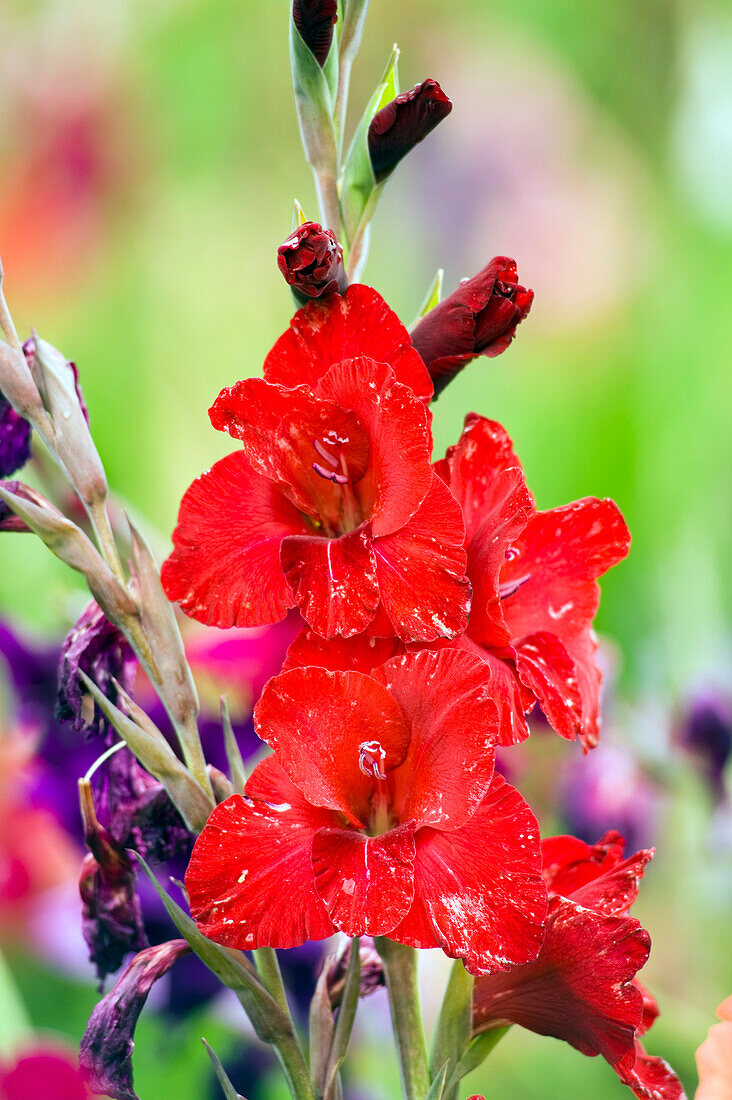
[81,939,190,1100]
[411,257,534,398]
[292,0,338,67]
[277,222,347,303]
[368,79,452,182]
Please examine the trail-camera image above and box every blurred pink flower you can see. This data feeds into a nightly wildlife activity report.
[696,996,732,1100]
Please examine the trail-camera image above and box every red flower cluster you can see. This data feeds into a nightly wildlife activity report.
[164,272,678,1094]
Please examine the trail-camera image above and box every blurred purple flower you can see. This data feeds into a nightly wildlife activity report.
[0,395,31,477]
[57,601,136,740]
[677,692,732,803]
[560,742,660,855]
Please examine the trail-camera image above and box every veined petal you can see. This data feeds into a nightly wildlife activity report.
[312,823,416,937]
[263,284,433,401]
[613,1042,686,1100]
[372,649,498,831]
[501,498,630,644]
[317,357,433,537]
[472,897,650,1065]
[280,525,380,638]
[284,627,405,674]
[209,377,369,519]
[438,415,534,649]
[513,631,583,742]
[372,472,471,643]
[161,451,304,628]
[185,757,336,949]
[542,830,653,918]
[253,666,411,826]
[392,774,546,974]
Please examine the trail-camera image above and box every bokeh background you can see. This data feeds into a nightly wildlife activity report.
[1,0,731,1096]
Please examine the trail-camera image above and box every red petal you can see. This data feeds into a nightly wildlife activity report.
[439,416,534,649]
[372,472,471,643]
[284,627,404,674]
[316,357,433,537]
[312,823,416,936]
[161,451,304,628]
[371,649,498,831]
[613,1042,686,1100]
[542,830,653,917]
[253,665,411,827]
[280,525,379,638]
[209,377,369,520]
[393,774,546,974]
[264,283,433,401]
[450,635,534,746]
[513,632,583,742]
[472,897,650,1065]
[501,499,630,747]
[185,758,336,949]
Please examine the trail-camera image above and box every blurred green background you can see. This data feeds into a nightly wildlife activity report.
[1,0,731,1096]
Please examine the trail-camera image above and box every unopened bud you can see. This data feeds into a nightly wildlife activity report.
[292,0,338,66]
[411,257,534,398]
[368,79,452,182]
[278,221,347,302]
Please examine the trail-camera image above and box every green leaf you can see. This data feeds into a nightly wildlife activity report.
[220,695,248,795]
[339,44,399,242]
[411,268,444,327]
[290,16,337,171]
[201,1039,246,1100]
[136,856,292,1046]
[425,1062,450,1100]
[450,1027,510,1087]
[430,959,473,1081]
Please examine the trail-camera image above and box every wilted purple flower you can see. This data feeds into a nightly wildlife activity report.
[368,79,452,182]
[102,745,193,865]
[0,395,31,477]
[81,939,190,1100]
[677,693,732,802]
[292,0,337,67]
[79,781,148,985]
[57,601,136,739]
[277,222,347,302]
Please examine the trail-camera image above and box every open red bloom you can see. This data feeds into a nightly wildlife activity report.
[285,414,630,747]
[185,649,547,974]
[162,288,471,642]
[436,414,631,748]
[473,831,685,1100]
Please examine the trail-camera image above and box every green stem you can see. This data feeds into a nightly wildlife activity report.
[445,1027,511,1094]
[430,959,474,1100]
[314,164,342,236]
[254,949,314,1100]
[375,938,430,1100]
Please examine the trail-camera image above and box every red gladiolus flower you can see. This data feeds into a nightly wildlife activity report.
[185,649,547,975]
[162,288,471,642]
[411,258,534,398]
[473,831,685,1100]
[437,415,631,748]
[285,414,630,748]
